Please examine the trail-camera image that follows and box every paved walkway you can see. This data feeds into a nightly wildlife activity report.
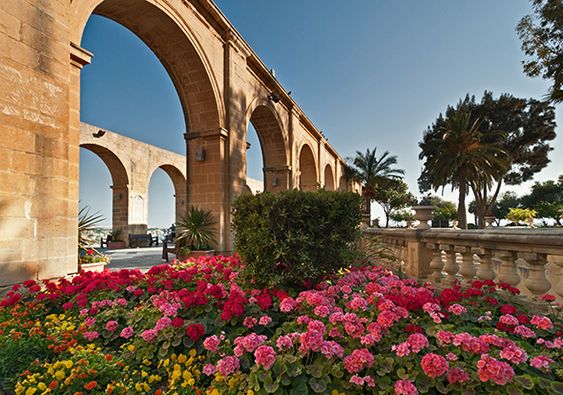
[103,247,174,271]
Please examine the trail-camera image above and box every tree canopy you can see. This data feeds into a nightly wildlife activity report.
[348,148,405,220]
[372,178,416,228]
[517,0,563,103]
[521,175,563,225]
[419,91,556,227]
[418,111,509,228]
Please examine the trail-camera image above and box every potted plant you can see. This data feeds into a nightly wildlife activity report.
[175,206,217,260]
[79,248,111,272]
[78,205,109,272]
[506,207,536,228]
[107,228,126,249]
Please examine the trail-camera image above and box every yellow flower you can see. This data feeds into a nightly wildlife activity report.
[37,383,46,391]
[54,370,65,381]
[189,349,197,358]
[247,391,255,395]
[63,360,73,369]
[127,345,136,352]
[25,388,37,395]
[207,389,220,395]
[178,354,187,364]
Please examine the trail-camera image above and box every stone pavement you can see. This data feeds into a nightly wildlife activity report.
[104,247,174,272]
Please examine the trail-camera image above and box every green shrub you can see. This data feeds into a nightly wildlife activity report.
[232,190,362,289]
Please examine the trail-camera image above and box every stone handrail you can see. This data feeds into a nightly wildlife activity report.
[363,227,563,303]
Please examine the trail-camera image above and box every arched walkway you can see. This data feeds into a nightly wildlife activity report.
[299,144,318,192]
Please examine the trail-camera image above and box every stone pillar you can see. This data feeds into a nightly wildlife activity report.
[111,184,129,243]
[404,230,432,279]
[186,129,229,252]
[264,166,291,192]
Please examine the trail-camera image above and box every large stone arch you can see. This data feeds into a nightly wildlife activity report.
[80,143,130,238]
[245,99,290,192]
[298,144,318,191]
[324,164,335,191]
[71,0,224,134]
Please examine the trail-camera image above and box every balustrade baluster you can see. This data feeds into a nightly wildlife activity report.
[427,243,443,283]
[456,246,476,285]
[473,248,495,281]
[441,245,458,285]
[550,255,563,300]
[520,253,550,297]
[496,251,520,288]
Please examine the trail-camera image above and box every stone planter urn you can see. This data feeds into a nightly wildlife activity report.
[79,261,108,273]
[412,206,434,229]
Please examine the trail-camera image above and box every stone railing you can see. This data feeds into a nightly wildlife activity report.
[362,227,563,303]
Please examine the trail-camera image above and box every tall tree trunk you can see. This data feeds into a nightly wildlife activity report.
[458,178,468,229]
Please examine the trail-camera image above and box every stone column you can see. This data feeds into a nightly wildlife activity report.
[264,166,291,192]
[186,129,229,253]
[404,230,432,279]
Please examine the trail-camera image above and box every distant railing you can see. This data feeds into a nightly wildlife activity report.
[363,227,563,303]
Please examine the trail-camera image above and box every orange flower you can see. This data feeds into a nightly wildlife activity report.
[84,381,97,390]
[105,354,113,361]
[154,390,163,395]
[49,380,58,390]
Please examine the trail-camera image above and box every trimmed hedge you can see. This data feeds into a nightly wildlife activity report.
[232,189,362,288]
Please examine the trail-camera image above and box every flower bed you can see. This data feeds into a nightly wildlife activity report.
[0,256,561,394]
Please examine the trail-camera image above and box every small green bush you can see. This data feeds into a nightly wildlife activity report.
[232,190,362,289]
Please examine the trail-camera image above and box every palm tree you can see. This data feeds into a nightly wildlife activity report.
[419,112,508,228]
[350,148,405,222]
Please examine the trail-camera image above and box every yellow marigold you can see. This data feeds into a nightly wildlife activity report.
[37,383,46,391]
[207,389,220,395]
[178,354,187,364]
[189,349,197,358]
[25,388,37,395]
[148,375,161,384]
[247,390,255,395]
[127,345,135,352]
[63,360,73,369]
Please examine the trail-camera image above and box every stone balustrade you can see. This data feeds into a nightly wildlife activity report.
[363,227,563,303]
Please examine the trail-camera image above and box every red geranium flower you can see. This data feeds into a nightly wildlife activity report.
[186,323,205,341]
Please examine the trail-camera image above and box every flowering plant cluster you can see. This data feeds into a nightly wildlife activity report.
[79,248,110,264]
[1,256,562,394]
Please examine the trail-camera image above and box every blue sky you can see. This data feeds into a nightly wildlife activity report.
[80,0,561,227]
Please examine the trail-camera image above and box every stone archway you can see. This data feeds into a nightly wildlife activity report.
[299,144,318,191]
[71,0,225,247]
[246,102,290,192]
[324,164,335,191]
[80,143,130,241]
[72,0,223,134]
[157,164,187,226]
